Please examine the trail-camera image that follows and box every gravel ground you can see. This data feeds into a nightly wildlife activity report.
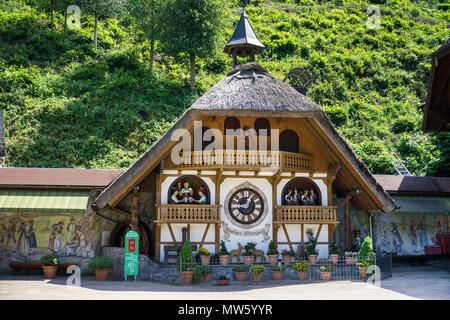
[0,263,448,300]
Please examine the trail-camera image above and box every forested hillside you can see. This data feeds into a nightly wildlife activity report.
[0,0,449,176]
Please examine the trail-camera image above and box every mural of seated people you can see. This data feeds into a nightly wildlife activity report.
[168,176,210,205]
[282,178,321,206]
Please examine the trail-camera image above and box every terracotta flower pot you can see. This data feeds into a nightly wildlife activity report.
[200,255,211,265]
[216,278,230,286]
[95,268,110,281]
[42,265,58,279]
[234,271,248,281]
[243,256,254,265]
[268,255,279,265]
[320,272,332,281]
[283,255,293,265]
[200,273,212,283]
[180,271,194,285]
[297,271,308,280]
[272,270,283,280]
[219,255,230,266]
[329,254,339,264]
[358,267,367,280]
[308,255,318,265]
[252,272,263,283]
[345,257,358,265]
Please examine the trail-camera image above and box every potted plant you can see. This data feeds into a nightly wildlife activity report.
[251,265,265,283]
[218,240,231,266]
[306,239,319,265]
[88,256,113,281]
[319,264,333,281]
[242,242,256,265]
[344,251,358,264]
[293,261,310,280]
[281,248,295,265]
[40,254,60,279]
[356,261,371,280]
[232,265,249,281]
[197,247,211,265]
[266,241,279,265]
[271,264,286,280]
[177,240,196,285]
[329,242,340,264]
[194,265,213,283]
[216,276,230,286]
[357,236,375,280]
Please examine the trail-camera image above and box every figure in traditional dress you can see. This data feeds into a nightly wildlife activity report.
[66,216,77,244]
[170,187,181,204]
[16,222,30,255]
[49,220,64,254]
[284,189,294,205]
[293,189,301,205]
[27,220,37,254]
[309,189,317,205]
[5,220,17,251]
[418,220,427,247]
[301,190,309,206]
[180,182,193,204]
[351,230,362,252]
[391,223,404,253]
[409,220,418,250]
[193,187,207,204]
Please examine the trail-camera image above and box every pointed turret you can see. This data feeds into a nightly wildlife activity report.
[224,10,264,67]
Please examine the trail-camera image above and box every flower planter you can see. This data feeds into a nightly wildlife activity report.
[243,256,254,266]
[234,271,248,281]
[252,273,263,283]
[200,255,211,265]
[297,271,308,280]
[308,255,318,265]
[329,254,339,264]
[200,273,212,283]
[283,255,293,265]
[357,267,367,280]
[345,257,358,265]
[180,271,194,285]
[268,255,279,265]
[320,272,332,281]
[216,278,230,286]
[272,271,283,280]
[42,265,58,279]
[219,255,230,266]
[94,268,110,281]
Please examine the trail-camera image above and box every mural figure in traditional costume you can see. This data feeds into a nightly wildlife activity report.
[292,189,300,205]
[391,223,404,254]
[6,220,17,251]
[16,221,31,255]
[301,190,309,206]
[418,219,427,248]
[27,220,37,254]
[49,220,64,254]
[66,216,77,244]
[409,220,418,251]
[309,190,317,205]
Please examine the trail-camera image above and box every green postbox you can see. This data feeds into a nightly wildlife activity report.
[124,230,139,281]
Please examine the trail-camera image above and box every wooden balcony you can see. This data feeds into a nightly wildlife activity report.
[274,206,338,224]
[176,150,313,171]
[155,204,221,223]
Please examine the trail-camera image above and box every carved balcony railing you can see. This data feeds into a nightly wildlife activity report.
[155,204,221,223]
[175,150,313,171]
[274,206,338,224]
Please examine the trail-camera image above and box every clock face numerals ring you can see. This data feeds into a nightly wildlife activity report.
[228,188,264,225]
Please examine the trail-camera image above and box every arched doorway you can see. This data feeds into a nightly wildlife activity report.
[110,221,153,257]
[280,129,299,153]
[254,118,270,136]
[168,175,211,204]
[281,177,322,206]
[224,117,240,132]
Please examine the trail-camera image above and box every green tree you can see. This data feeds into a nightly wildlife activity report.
[79,0,125,48]
[125,0,161,72]
[159,0,225,88]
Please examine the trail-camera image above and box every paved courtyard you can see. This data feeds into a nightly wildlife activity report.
[0,263,448,300]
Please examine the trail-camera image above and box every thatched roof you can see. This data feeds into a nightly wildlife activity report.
[190,63,320,115]
[94,62,396,213]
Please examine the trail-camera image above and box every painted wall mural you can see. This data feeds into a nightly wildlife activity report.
[373,213,449,256]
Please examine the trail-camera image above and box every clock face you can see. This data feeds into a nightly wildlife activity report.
[228,188,264,225]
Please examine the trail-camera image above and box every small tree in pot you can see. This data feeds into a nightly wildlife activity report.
[271,264,286,280]
[242,242,256,265]
[88,256,113,281]
[177,240,196,285]
[218,240,231,266]
[357,236,375,280]
[232,265,249,281]
[266,241,279,265]
[40,254,60,279]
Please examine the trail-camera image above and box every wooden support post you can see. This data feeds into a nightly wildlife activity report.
[215,223,220,253]
[345,195,351,250]
[155,223,161,262]
[281,224,293,250]
[328,224,337,244]
[200,223,210,248]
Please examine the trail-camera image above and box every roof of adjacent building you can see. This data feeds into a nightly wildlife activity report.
[0,167,123,188]
[374,175,450,195]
